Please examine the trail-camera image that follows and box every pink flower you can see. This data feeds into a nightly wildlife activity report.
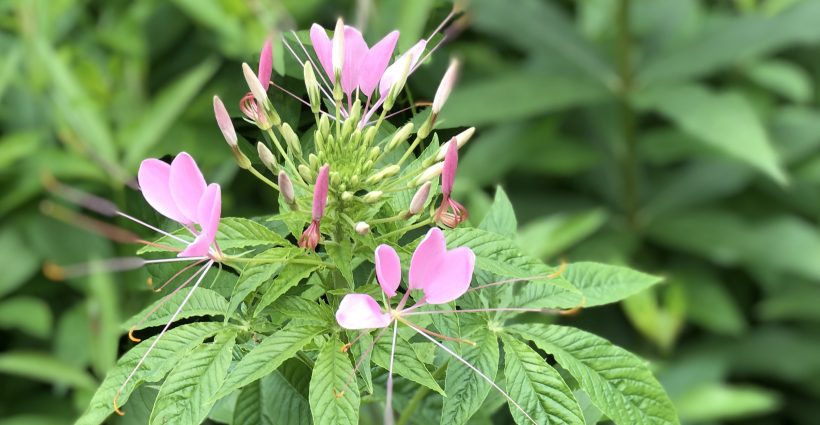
[335,227,475,329]
[258,38,273,91]
[434,139,468,227]
[310,22,399,98]
[137,152,221,259]
[299,164,330,250]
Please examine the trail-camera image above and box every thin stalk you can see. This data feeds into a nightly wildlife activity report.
[247,166,279,191]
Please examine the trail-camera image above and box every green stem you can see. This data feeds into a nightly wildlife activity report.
[616,0,638,228]
[247,166,279,191]
[380,217,432,240]
[396,362,448,425]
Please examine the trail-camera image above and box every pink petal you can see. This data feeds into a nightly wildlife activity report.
[310,24,333,80]
[336,294,391,329]
[378,39,427,99]
[258,38,273,91]
[442,138,458,195]
[312,165,330,221]
[418,247,475,304]
[197,183,221,238]
[178,232,212,258]
[137,159,187,224]
[358,31,399,98]
[408,227,447,290]
[169,152,207,225]
[341,26,369,95]
[375,244,401,297]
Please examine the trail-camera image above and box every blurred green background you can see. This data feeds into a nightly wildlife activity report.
[3,0,820,423]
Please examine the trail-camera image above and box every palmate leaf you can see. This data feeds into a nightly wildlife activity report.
[509,324,679,425]
[233,359,313,425]
[309,336,360,425]
[440,326,499,425]
[253,263,319,316]
[75,322,224,425]
[500,334,584,425]
[226,247,302,317]
[214,323,323,399]
[121,287,228,331]
[371,330,445,396]
[148,332,235,425]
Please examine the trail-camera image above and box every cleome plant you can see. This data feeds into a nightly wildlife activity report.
[60,10,680,425]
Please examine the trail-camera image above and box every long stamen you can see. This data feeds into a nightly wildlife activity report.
[113,260,214,415]
[399,318,475,346]
[467,263,567,293]
[283,34,340,114]
[384,321,399,425]
[128,259,206,342]
[41,201,143,245]
[43,257,146,281]
[267,80,337,122]
[407,321,538,425]
[404,307,575,316]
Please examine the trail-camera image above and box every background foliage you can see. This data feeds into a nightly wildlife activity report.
[2,0,820,423]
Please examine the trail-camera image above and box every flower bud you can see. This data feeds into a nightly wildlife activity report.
[384,55,412,111]
[413,162,444,186]
[364,126,378,145]
[242,62,281,126]
[435,127,475,161]
[407,181,431,216]
[355,221,370,235]
[213,96,237,148]
[258,39,273,92]
[278,171,295,205]
[319,115,330,138]
[332,18,345,82]
[257,142,276,171]
[309,153,319,170]
[366,165,400,184]
[304,62,321,114]
[298,164,312,181]
[387,123,414,151]
[432,58,459,116]
[362,191,383,203]
[280,123,301,156]
[368,146,381,162]
[341,191,354,201]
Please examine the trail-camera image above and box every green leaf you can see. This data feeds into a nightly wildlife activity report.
[149,333,235,425]
[500,334,584,425]
[372,330,445,396]
[233,359,313,425]
[478,187,517,239]
[0,228,40,298]
[215,323,323,399]
[560,262,664,308]
[440,327,499,425]
[622,285,686,352]
[439,73,608,127]
[518,209,608,260]
[228,247,302,316]
[122,287,228,331]
[744,60,812,104]
[268,296,335,327]
[75,322,223,425]
[510,324,679,425]
[218,218,289,251]
[633,84,786,184]
[0,351,96,389]
[123,58,220,166]
[675,384,780,423]
[325,239,355,288]
[0,297,52,339]
[254,263,319,316]
[309,336,360,425]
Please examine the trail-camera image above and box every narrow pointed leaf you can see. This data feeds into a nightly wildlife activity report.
[440,327,499,425]
[309,337,360,425]
[122,288,228,331]
[372,332,445,396]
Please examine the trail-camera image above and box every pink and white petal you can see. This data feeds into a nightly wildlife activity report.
[178,232,212,258]
[342,26,369,95]
[137,159,187,224]
[422,247,475,304]
[375,244,401,297]
[442,138,458,195]
[258,38,273,91]
[310,24,333,80]
[336,294,391,329]
[197,183,221,238]
[408,227,447,290]
[169,152,207,224]
[378,39,427,99]
[358,31,399,97]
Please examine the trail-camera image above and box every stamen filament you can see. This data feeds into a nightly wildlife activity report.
[384,321,399,425]
[115,211,192,245]
[398,317,474,346]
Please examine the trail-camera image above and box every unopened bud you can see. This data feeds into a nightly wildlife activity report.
[384,55,412,111]
[309,153,319,170]
[366,165,400,184]
[417,116,433,140]
[355,222,370,235]
[278,171,295,205]
[368,146,381,161]
[319,115,330,138]
[242,62,281,126]
[332,18,345,82]
[407,181,431,216]
[388,123,414,151]
[435,127,476,161]
[257,142,276,171]
[364,126,378,145]
[341,191,354,201]
[304,62,321,114]
[213,96,237,148]
[298,164,312,181]
[362,191,383,203]
[280,123,301,156]
[414,162,444,186]
[432,58,459,115]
